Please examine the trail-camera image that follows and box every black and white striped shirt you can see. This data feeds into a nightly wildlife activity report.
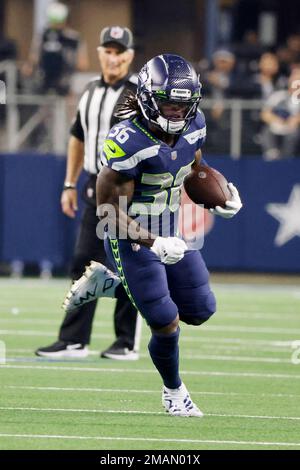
[70,74,137,175]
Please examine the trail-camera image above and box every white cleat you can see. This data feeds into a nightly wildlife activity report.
[62,261,120,313]
[162,382,204,417]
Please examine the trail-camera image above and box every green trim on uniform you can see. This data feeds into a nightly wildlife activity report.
[109,239,138,309]
[103,139,126,160]
[132,118,160,144]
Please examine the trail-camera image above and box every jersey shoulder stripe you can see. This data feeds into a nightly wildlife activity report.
[101,119,160,173]
[182,109,206,146]
[183,126,206,144]
[111,145,160,171]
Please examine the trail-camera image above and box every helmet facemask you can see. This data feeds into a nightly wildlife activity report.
[137,55,202,135]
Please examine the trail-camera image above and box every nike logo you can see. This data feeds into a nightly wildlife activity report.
[107,144,116,154]
[104,139,126,160]
[66,344,83,350]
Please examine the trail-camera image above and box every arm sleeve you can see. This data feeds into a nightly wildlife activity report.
[70,110,84,142]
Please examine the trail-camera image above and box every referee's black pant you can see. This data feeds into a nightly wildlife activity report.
[59,204,138,349]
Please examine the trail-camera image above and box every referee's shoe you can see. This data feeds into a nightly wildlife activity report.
[100,340,139,361]
[35,341,89,358]
[35,340,138,360]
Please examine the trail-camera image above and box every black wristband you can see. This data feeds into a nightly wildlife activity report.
[63,183,76,191]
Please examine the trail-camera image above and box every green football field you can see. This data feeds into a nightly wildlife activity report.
[0,277,300,450]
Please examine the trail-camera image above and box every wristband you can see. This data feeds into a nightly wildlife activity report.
[63,182,76,190]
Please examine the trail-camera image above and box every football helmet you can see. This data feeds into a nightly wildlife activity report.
[137,54,202,134]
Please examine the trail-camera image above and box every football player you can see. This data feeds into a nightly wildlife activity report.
[63,54,242,416]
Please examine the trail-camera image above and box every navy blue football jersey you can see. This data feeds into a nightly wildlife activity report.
[101,110,206,236]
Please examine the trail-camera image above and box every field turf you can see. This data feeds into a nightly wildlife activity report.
[0,277,300,450]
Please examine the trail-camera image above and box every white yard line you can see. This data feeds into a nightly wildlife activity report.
[4,385,300,399]
[213,283,300,293]
[138,353,291,364]
[1,312,299,322]
[0,330,112,338]
[200,325,300,335]
[0,433,299,447]
[1,307,299,319]
[6,345,293,355]
[4,353,292,365]
[1,328,300,340]
[0,406,300,422]
[1,364,300,379]
[1,277,299,289]
[213,312,300,321]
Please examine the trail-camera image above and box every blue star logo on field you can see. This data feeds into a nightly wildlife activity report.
[266,184,300,247]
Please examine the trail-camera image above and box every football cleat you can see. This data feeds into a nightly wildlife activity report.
[62,261,120,313]
[101,342,139,361]
[162,382,204,417]
[35,340,89,358]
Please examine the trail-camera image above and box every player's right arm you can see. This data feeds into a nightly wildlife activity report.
[97,167,186,263]
[96,167,155,248]
[61,94,87,218]
[61,135,84,218]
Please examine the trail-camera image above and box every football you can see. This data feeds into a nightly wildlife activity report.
[183,164,231,209]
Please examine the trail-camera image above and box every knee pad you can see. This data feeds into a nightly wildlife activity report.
[180,291,216,326]
[144,296,178,330]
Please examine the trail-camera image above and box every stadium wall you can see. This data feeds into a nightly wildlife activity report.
[0,153,299,273]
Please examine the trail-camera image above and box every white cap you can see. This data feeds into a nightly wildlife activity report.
[47,2,69,24]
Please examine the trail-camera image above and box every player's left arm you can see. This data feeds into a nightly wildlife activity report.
[192,149,202,169]
[211,183,242,219]
[193,136,242,219]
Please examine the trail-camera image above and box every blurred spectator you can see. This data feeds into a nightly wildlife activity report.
[204,49,236,120]
[286,32,300,64]
[20,2,89,152]
[0,33,17,93]
[260,69,300,160]
[0,34,17,141]
[251,52,284,100]
[247,53,283,152]
[202,49,241,154]
[276,46,295,78]
[232,29,265,76]
[276,33,300,80]
[22,2,89,96]
[205,50,236,94]
[0,33,17,62]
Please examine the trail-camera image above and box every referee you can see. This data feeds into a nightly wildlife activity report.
[36,26,139,360]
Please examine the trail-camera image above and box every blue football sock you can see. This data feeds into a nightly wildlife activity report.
[148,327,181,389]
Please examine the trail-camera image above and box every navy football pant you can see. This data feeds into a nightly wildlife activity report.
[105,238,216,329]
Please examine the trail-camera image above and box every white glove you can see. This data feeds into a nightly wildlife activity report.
[210,183,242,219]
[151,236,187,264]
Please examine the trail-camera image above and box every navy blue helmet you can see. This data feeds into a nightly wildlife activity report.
[137,54,202,134]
